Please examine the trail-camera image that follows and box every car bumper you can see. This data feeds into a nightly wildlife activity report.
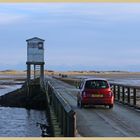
[82,97,114,105]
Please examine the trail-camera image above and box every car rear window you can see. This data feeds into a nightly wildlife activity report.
[85,80,109,89]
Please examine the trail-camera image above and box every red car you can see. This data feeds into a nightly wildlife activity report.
[77,78,114,109]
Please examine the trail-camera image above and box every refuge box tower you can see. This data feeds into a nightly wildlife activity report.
[26,37,45,83]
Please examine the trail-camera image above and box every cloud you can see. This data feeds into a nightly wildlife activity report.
[0,3,140,71]
[0,13,26,25]
[1,3,140,26]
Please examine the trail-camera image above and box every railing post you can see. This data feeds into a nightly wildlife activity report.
[117,85,120,101]
[60,106,64,135]
[127,87,130,104]
[114,85,116,100]
[67,111,76,137]
[48,84,51,105]
[133,88,136,107]
[58,102,61,128]
[63,110,67,137]
[122,86,125,103]
[55,97,57,118]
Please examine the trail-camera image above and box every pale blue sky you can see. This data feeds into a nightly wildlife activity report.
[0,3,140,71]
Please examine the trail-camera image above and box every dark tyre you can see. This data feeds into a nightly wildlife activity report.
[109,104,113,109]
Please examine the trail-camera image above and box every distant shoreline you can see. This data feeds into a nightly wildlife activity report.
[1,70,140,80]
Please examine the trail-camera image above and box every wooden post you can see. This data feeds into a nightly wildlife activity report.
[114,85,116,100]
[133,88,136,106]
[40,64,44,81]
[27,64,31,84]
[122,87,125,103]
[118,85,120,101]
[127,87,130,104]
[67,111,76,137]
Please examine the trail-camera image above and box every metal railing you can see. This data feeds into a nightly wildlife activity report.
[110,83,140,109]
[43,79,76,137]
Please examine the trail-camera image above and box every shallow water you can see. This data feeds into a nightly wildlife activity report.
[0,107,47,137]
[74,75,140,86]
[0,82,47,137]
[0,84,21,96]
[108,79,140,86]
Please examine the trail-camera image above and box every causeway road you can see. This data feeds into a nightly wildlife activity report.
[46,76,140,137]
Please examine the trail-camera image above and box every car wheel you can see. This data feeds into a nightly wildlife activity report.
[109,104,113,109]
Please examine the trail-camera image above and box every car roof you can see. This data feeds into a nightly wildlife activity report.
[83,78,108,82]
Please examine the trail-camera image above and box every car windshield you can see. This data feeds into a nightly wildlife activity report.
[85,80,109,89]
